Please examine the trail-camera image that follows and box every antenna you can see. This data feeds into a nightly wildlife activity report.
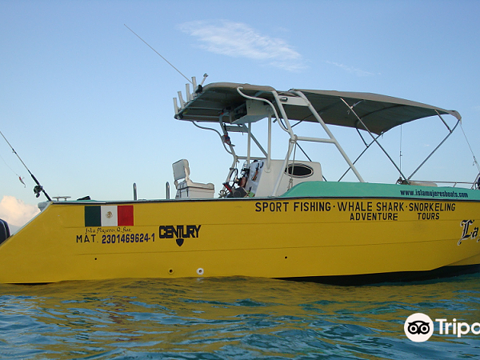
[124,24,192,84]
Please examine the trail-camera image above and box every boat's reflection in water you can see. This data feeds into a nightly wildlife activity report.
[1,274,479,358]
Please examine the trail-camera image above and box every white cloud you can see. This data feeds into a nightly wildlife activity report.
[179,20,306,72]
[0,196,40,228]
[326,61,375,77]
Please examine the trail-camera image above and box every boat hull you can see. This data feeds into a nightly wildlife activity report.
[2,182,480,284]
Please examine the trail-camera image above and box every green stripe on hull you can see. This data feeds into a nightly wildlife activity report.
[280,181,480,201]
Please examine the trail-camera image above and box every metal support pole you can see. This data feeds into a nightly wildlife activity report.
[272,137,296,196]
[247,122,251,164]
[408,119,460,180]
[338,97,403,182]
[291,91,365,182]
[267,115,272,172]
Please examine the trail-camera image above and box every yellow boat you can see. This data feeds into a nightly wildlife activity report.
[1,81,479,284]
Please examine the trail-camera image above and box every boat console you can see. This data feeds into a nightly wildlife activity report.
[233,159,322,198]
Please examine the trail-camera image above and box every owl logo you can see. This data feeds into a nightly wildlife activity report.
[407,320,430,335]
[404,313,434,342]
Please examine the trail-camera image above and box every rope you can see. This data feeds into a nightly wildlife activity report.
[460,122,480,172]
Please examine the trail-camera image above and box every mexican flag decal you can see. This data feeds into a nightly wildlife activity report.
[84,205,134,227]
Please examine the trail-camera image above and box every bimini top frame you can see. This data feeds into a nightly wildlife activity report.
[174,81,462,194]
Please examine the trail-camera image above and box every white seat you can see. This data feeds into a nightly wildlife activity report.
[172,159,214,199]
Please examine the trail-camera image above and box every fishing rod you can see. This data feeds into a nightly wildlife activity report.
[124,24,209,99]
[0,130,52,201]
[124,24,193,84]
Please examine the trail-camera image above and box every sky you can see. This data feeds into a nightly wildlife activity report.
[1,0,480,227]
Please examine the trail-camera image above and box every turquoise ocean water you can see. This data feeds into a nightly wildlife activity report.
[0,273,479,359]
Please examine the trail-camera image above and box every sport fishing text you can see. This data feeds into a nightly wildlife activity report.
[254,201,331,212]
[254,200,456,221]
